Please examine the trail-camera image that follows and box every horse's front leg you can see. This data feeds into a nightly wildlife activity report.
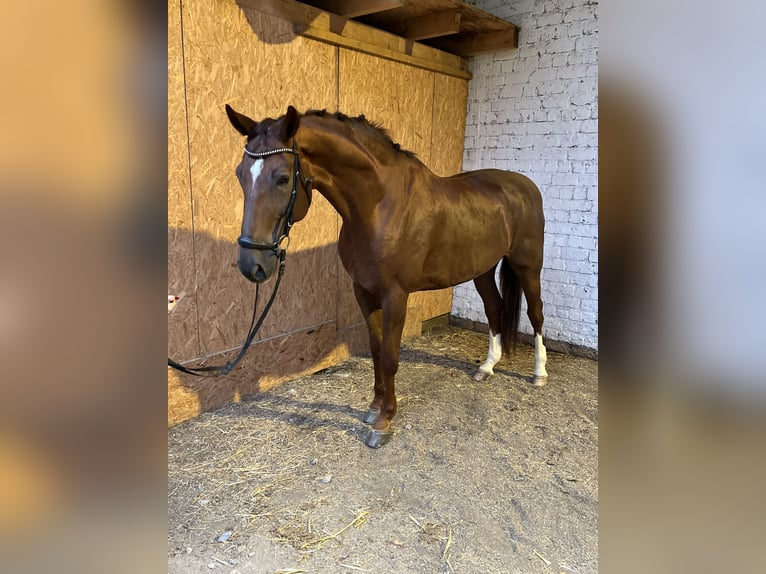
[365,287,408,448]
[352,283,384,424]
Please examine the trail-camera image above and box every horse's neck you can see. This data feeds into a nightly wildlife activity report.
[297,121,388,223]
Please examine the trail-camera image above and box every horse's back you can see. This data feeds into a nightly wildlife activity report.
[440,168,543,229]
[451,168,542,204]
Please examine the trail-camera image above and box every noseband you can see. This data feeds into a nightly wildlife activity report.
[237,139,313,256]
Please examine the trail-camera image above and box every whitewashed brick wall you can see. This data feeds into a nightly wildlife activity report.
[451,0,598,351]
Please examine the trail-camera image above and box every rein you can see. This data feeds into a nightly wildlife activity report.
[168,139,312,378]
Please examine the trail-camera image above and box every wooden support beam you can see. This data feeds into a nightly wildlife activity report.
[387,9,462,41]
[308,0,403,19]
[428,28,518,55]
[237,0,471,79]
[295,17,471,79]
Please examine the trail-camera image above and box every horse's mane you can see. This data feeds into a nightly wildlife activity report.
[304,109,418,159]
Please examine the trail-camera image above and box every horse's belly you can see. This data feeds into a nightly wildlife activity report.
[409,249,505,291]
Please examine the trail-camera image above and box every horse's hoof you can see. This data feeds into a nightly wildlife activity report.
[362,409,380,424]
[473,369,492,382]
[532,375,548,387]
[364,428,393,449]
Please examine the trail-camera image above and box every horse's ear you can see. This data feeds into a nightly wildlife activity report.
[280,105,300,140]
[226,104,256,137]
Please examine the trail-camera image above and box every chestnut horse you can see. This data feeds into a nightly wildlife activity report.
[225,105,548,448]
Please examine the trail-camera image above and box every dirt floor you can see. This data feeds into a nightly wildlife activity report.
[168,325,598,574]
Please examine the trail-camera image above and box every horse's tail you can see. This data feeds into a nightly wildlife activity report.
[499,258,522,355]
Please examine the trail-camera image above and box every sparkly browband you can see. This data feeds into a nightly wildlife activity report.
[243,147,294,158]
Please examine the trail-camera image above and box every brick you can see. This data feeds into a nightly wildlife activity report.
[575,34,599,51]
[526,122,554,135]
[557,64,588,79]
[539,79,567,95]
[500,83,524,98]
[524,28,543,45]
[529,66,558,83]
[553,172,578,186]
[569,310,583,322]
[562,248,589,261]
[547,37,576,53]
[552,53,569,67]
[568,147,596,161]
[538,12,564,26]
[572,49,598,64]
[564,5,597,23]
[580,119,598,133]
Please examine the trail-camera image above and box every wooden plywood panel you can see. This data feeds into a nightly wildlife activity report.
[431,73,468,176]
[339,49,434,160]
[168,0,199,359]
[181,0,338,354]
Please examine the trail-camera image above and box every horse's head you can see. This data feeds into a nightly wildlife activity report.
[225,104,310,283]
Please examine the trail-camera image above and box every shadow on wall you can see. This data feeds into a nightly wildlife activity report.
[237,1,333,45]
[168,225,367,426]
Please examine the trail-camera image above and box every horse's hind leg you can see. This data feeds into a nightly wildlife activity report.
[517,265,548,386]
[473,264,503,381]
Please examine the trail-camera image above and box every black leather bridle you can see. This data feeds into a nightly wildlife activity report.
[237,138,312,255]
[168,139,312,377]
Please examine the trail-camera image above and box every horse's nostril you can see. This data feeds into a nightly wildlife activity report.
[253,264,267,282]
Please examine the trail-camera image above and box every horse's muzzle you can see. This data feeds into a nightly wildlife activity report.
[237,250,277,283]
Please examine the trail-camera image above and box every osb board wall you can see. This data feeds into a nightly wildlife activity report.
[169,0,469,425]
[169,0,340,424]
[181,0,338,354]
[168,0,198,360]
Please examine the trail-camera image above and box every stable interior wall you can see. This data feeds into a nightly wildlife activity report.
[168,0,468,425]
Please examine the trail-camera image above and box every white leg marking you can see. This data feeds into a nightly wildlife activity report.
[249,159,264,188]
[534,332,548,381]
[478,330,502,375]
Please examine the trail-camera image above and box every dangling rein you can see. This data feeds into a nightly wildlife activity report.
[168,140,311,377]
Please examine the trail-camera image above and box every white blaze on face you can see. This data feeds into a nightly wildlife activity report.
[249,159,264,192]
[479,329,503,374]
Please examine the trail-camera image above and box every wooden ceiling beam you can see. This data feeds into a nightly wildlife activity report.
[386,9,462,41]
[294,15,471,79]
[428,28,518,56]
[308,0,404,19]
[237,0,470,79]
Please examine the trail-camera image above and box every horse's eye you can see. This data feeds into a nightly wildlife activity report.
[276,175,290,186]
